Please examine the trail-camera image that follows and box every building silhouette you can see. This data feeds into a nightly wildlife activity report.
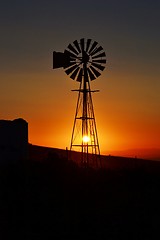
[0,118,28,162]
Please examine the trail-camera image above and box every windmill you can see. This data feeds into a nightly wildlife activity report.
[53,38,106,167]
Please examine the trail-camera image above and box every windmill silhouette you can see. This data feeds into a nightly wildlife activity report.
[53,38,106,167]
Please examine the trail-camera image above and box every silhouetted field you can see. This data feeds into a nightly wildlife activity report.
[0,146,160,239]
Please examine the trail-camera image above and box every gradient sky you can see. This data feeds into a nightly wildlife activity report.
[0,0,160,154]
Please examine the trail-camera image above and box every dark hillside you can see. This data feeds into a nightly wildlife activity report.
[29,144,160,172]
[0,146,160,239]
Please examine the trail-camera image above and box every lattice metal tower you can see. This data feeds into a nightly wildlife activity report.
[53,38,106,167]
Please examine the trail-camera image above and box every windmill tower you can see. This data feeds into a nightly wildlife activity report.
[53,38,106,167]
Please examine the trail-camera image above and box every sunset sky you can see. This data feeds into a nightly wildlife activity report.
[0,0,160,155]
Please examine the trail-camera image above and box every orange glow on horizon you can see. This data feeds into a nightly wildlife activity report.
[28,112,160,156]
[1,72,160,156]
[26,76,160,156]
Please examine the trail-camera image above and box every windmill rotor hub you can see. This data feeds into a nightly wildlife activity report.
[82,51,89,64]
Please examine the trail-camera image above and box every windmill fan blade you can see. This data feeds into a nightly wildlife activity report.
[88,41,98,54]
[87,68,96,81]
[64,49,77,60]
[92,52,106,59]
[63,60,76,69]
[68,44,79,55]
[90,66,101,78]
[90,46,103,56]
[92,62,105,71]
[76,68,83,82]
[93,59,106,64]
[80,38,85,52]
[65,64,78,75]
[70,66,80,80]
[86,39,91,52]
[73,40,81,53]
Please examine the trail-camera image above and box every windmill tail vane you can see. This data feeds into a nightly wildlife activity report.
[53,38,106,168]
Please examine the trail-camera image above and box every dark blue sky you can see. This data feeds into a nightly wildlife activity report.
[1,0,160,73]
